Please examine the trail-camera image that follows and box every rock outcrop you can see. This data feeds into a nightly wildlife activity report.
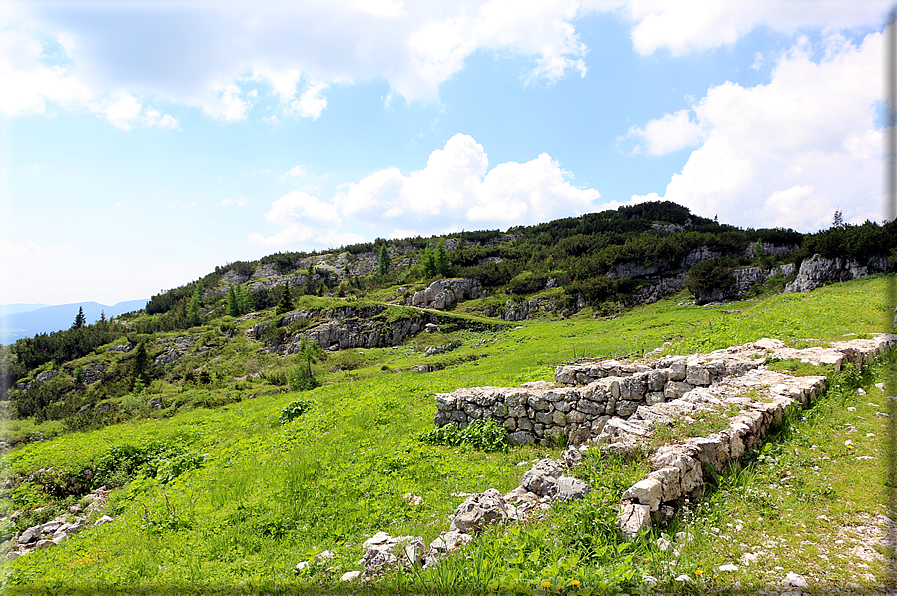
[785,254,893,293]
[406,278,483,310]
[692,267,765,304]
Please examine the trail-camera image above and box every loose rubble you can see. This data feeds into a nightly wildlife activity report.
[4,486,111,560]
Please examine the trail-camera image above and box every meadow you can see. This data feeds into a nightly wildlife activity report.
[0,275,893,594]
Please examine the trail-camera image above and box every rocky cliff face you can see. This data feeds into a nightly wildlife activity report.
[785,254,892,293]
[406,279,483,310]
[692,267,765,304]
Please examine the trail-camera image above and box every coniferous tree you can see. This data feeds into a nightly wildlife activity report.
[378,244,391,276]
[419,244,437,278]
[306,264,317,296]
[71,307,86,330]
[276,283,294,315]
[188,282,204,324]
[226,286,239,317]
[236,285,252,315]
[434,239,449,276]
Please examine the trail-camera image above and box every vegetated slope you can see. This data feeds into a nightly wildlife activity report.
[2,200,893,435]
[0,274,892,594]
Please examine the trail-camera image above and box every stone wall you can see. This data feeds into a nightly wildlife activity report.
[434,335,895,448]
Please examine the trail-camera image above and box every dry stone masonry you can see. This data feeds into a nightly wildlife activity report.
[433,333,896,538]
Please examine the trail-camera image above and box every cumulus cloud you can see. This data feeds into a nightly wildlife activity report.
[7,0,593,126]
[335,133,600,236]
[621,109,705,155]
[600,0,892,56]
[629,32,882,231]
[248,190,363,248]
[0,27,179,129]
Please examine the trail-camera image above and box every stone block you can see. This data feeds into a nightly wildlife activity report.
[622,478,662,511]
[664,381,693,399]
[618,503,652,539]
[645,391,665,405]
[647,369,668,391]
[685,364,710,386]
[667,357,687,380]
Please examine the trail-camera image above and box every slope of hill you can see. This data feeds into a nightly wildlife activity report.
[0,200,893,593]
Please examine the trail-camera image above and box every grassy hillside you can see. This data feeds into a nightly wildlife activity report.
[0,274,893,594]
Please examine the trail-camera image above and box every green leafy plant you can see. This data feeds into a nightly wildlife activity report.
[419,419,508,452]
[279,398,313,424]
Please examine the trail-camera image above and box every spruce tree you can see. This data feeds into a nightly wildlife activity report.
[305,264,316,296]
[226,286,239,317]
[434,239,449,276]
[276,283,294,315]
[71,307,86,330]
[419,244,436,278]
[236,285,252,315]
[188,281,204,323]
[378,244,391,276]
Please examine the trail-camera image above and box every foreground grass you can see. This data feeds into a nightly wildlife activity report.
[0,275,893,593]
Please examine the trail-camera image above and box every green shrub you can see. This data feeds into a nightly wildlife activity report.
[280,398,313,424]
[419,419,508,452]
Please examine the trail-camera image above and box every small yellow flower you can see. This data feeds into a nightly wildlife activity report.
[570,579,581,587]
[540,580,552,589]
[695,569,704,577]
[713,574,719,579]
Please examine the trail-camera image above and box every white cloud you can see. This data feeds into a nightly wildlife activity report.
[7,0,595,126]
[0,27,179,129]
[621,109,705,155]
[101,93,180,131]
[605,0,892,56]
[248,190,359,248]
[630,32,882,231]
[281,165,308,179]
[335,133,600,235]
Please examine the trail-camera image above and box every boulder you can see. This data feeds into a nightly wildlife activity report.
[407,279,482,310]
[449,489,509,533]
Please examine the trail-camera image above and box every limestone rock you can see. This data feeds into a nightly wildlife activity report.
[449,489,509,533]
[407,278,482,310]
[618,503,652,539]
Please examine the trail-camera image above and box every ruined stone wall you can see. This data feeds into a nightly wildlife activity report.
[433,336,892,447]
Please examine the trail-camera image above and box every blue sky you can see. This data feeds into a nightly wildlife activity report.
[0,0,890,305]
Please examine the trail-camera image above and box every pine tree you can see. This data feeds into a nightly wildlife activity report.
[305,264,316,296]
[378,244,391,276]
[833,209,844,228]
[71,307,86,330]
[276,283,294,315]
[434,239,449,276]
[236,285,252,315]
[226,285,239,317]
[188,281,204,323]
[419,244,436,278]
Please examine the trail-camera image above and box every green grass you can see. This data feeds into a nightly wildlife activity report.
[0,275,892,593]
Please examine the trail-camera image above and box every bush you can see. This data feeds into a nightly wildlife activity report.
[280,398,313,424]
[686,256,735,299]
[419,419,508,452]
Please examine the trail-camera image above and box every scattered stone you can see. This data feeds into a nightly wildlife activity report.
[340,570,362,582]
[718,563,739,572]
[782,572,808,588]
[450,489,509,533]
[93,515,114,528]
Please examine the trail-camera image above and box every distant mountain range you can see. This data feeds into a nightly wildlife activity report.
[0,300,148,344]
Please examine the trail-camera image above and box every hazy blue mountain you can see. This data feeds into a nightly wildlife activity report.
[0,300,148,344]
[0,304,49,315]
